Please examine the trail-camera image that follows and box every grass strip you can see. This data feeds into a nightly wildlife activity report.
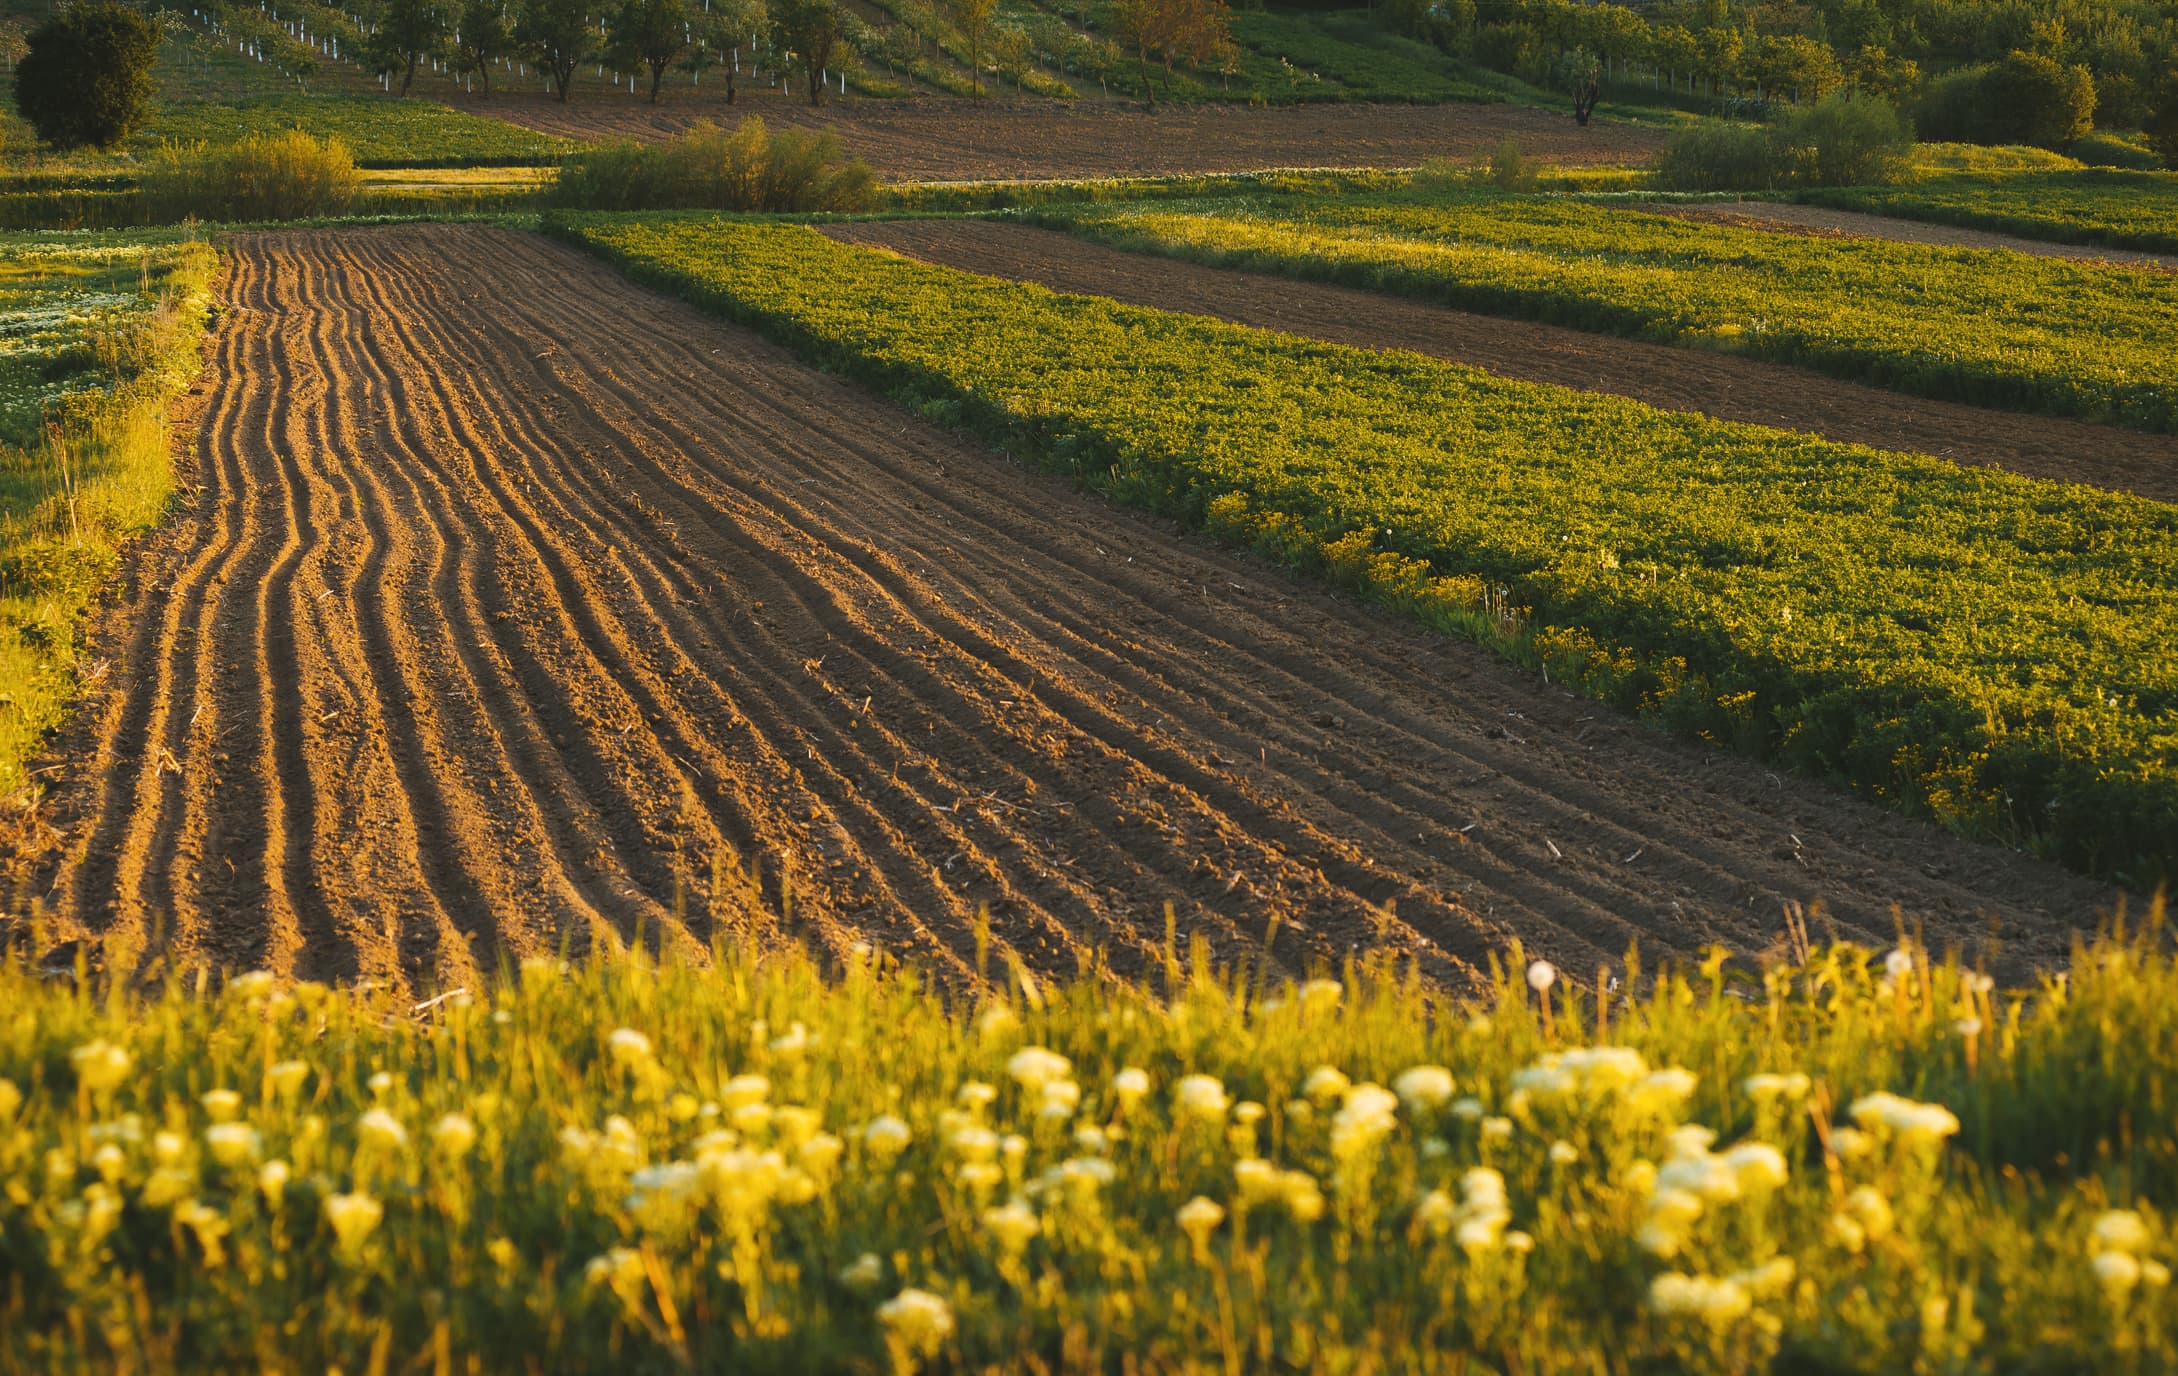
[1792,169,2178,257]
[552,213,2178,882]
[0,231,218,795]
[1024,189,2178,434]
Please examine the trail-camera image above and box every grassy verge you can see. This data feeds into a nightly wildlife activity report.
[1026,188,2178,434]
[1792,169,2178,256]
[2,910,2173,1372]
[0,231,218,796]
[137,96,572,169]
[552,214,2178,882]
[883,163,1646,214]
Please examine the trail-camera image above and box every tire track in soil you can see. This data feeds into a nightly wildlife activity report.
[823,220,2178,505]
[8,225,2115,992]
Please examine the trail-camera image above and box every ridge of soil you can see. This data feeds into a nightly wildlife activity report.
[6,225,2111,992]
[823,219,2178,504]
[458,95,1662,181]
[1647,200,2175,271]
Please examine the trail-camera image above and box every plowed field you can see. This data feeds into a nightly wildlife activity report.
[464,95,1661,181]
[8,225,2111,990]
[822,220,2178,503]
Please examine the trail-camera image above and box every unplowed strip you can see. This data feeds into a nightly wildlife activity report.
[12,225,2110,991]
[1649,201,2173,271]
[823,220,2178,504]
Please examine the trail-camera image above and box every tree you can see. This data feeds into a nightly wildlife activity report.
[988,20,1029,96]
[452,0,515,94]
[2150,85,2178,168]
[519,0,599,101]
[1555,45,1601,125]
[609,0,688,102]
[364,0,453,95]
[947,0,995,101]
[1106,0,1175,105]
[768,0,841,105]
[14,2,158,151]
[689,0,766,102]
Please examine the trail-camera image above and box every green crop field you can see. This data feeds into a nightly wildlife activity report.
[137,96,571,169]
[1794,170,2178,257]
[1022,189,2178,434]
[4,914,2174,1372]
[555,213,2178,882]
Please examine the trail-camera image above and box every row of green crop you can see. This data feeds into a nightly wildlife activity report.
[139,96,571,168]
[1793,169,2178,256]
[551,213,2178,882]
[4,908,2174,1372]
[1029,189,2178,434]
[0,229,218,794]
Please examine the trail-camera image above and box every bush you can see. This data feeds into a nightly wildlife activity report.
[550,118,878,213]
[1918,51,2097,148]
[2148,91,2178,169]
[1659,93,1913,190]
[138,130,361,223]
[12,2,158,151]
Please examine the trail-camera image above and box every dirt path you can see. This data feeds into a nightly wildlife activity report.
[1653,201,2173,271]
[825,220,2178,504]
[462,94,1661,181]
[9,225,2110,991]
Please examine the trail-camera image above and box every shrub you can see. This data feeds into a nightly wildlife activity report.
[2148,90,2178,169]
[1918,52,2097,148]
[1655,121,1781,190]
[1659,94,1912,190]
[138,130,361,223]
[12,2,158,151]
[550,118,877,213]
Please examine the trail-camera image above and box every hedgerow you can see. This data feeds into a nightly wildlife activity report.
[1030,189,2178,433]
[553,214,2178,881]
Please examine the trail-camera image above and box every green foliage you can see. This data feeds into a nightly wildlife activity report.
[556,214,2178,878]
[0,230,215,792]
[1796,169,2178,255]
[2148,89,2178,167]
[1918,51,2099,149]
[1655,120,1779,190]
[609,0,690,101]
[551,118,875,211]
[1659,94,1913,190]
[1037,190,2178,433]
[4,915,2177,1371]
[1226,11,1504,104]
[519,0,600,100]
[770,0,846,104]
[138,129,361,222]
[13,2,160,151]
[451,0,519,94]
[136,96,569,168]
[362,0,454,94]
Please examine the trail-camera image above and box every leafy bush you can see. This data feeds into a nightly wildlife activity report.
[5,915,2177,1372]
[138,130,361,223]
[1918,51,2098,149]
[1658,94,1912,189]
[12,2,159,151]
[564,214,2178,879]
[551,119,877,213]
[2070,131,2165,170]
[2148,90,2178,169]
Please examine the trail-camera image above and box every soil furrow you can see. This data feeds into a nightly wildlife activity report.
[8,224,2116,990]
[821,220,2178,505]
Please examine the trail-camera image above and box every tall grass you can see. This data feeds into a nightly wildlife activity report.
[0,908,2172,1371]
[552,119,878,214]
[138,129,359,222]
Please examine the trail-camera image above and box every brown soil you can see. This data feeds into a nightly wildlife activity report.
[461,93,1662,181]
[7,225,2111,993]
[1649,201,2174,272]
[825,219,2178,504]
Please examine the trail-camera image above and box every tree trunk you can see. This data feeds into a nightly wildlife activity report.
[726,63,735,101]
[649,58,664,101]
[401,49,416,93]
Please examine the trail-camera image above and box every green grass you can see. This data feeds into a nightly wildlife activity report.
[1793,169,2178,257]
[3,908,2174,1372]
[1228,12,1505,104]
[551,212,2178,882]
[0,230,217,794]
[1026,188,2178,434]
[137,96,571,170]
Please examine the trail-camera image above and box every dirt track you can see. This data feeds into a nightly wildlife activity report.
[825,220,2178,504]
[465,94,1661,181]
[11,225,2111,990]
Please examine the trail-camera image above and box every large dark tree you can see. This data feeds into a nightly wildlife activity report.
[519,0,598,101]
[363,0,453,95]
[608,0,687,103]
[14,2,159,151]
